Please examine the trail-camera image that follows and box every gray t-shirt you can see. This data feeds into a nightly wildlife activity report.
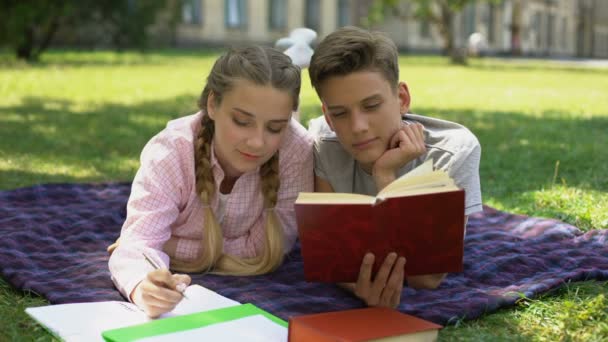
[309,113,483,215]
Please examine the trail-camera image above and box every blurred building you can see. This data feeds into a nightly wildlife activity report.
[159,0,608,58]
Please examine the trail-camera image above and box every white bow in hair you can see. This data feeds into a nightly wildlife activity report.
[275,28,318,69]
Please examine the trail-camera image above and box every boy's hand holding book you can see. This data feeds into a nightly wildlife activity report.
[351,252,406,308]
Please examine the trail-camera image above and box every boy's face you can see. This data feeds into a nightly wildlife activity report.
[319,70,410,171]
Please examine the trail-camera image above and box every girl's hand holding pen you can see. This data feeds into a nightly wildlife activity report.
[131,268,192,318]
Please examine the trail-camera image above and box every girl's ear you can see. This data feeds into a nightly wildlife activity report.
[207,91,217,120]
[397,82,411,114]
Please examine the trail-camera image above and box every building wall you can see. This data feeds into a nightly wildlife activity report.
[164,0,607,58]
[592,0,608,57]
[516,0,578,56]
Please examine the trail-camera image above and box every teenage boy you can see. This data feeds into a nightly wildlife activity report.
[308,26,482,308]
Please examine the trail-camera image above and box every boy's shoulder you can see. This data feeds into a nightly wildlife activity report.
[307,116,350,157]
[308,116,356,183]
[405,113,480,155]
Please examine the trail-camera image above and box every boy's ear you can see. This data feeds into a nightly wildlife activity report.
[207,92,216,120]
[397,82,411,114]
[321,103,335,131]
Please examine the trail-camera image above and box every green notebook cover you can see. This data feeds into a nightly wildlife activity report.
[102,303,287,341]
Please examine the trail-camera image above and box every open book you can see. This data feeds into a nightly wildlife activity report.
[295,160,465,282]
[25,285,286,341]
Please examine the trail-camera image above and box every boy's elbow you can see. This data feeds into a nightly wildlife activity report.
[407,273,446,289]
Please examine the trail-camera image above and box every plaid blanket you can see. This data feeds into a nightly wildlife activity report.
[1,183,607,325]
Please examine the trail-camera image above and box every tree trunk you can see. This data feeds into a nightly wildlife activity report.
[437,1,466,64]
[510,0,522,55]
[15,15,60,62]
[16,25,35,61]
[34,16,60,60]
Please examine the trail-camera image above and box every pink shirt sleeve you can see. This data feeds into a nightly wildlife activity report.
[275,139,314,253]
[108,132,189,299]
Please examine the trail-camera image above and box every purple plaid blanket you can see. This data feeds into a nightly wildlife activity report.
[1,183,607,325]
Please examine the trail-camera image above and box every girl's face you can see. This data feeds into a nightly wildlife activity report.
[207,79,294,180]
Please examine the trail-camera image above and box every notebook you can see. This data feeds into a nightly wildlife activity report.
[25,284,240,341]
[102,303,287,341]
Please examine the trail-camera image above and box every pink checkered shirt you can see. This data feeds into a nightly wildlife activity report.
[109,112,314,299]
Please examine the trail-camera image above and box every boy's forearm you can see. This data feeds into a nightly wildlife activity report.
[338,282,356,292]
[406,273,446,289]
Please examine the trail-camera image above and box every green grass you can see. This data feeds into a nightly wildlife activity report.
[1,50,607,341]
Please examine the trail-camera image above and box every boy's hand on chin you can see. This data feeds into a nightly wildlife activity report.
[372,123,426,191]
[373,122,426,177]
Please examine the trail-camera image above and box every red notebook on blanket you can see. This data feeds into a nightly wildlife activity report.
[294,160,465,282]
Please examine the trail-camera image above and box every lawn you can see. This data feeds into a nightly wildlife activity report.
[1,50,607,341]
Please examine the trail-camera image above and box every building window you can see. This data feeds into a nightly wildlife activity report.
[337,0,350,27]
[561,17,567,49]
[420,20,430,39]
[225,0,247,29]
[533,12,542,47]
[547,13,555,50]
[182,0,202,25]
[462,3,476,37]
[269,0,286,30]
[487,4,495,44]
[305,0,320,31]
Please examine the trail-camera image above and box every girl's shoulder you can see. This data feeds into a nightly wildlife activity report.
[163,112,203,143]
[148,112,202,146]
[279,118,314,163]
[139,112,201,164]
[285,117,314,145]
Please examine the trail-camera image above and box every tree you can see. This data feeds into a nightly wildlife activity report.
[509,0,522,55]
[92,0,168,51]
[367,0,500,64]
[0,1,75,61]
[0,0,168,62]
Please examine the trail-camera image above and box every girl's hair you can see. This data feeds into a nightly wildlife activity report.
[170,46,301,275]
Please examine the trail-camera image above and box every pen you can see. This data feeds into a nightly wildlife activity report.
[142,252,189,299]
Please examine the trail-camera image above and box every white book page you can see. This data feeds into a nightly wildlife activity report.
[25,285,239,342]
[26,301,146,342]
[378,160,456,198]
[138,315,287,342]
[163,284,240,317]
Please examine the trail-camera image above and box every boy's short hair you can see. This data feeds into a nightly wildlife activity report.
[309,26,400,94]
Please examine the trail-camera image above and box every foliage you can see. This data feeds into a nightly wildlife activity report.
[93,0,169,50]
[0,0,168,61]
[367,0,500,64]
[0,0,74,61]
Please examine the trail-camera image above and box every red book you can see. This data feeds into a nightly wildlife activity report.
[288,307,442,342]
[295,160,465,283]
